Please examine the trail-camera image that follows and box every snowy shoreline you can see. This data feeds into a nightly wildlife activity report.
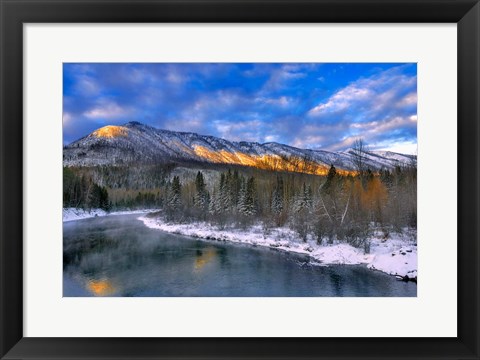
[63,207,157,222]
[139,215,417,280]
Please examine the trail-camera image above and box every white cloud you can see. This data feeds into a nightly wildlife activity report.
[374,140,418,155]
[75,76,100,96]
[303,65,417,152]
[166,71,185,84]
[262,64,308,91]
[164,118,205,134]
[255,96,292,107]
[213,119,263,142]
[83,101,132,120]
[326,137,359,151]
[127,68,148,83]
[292,135,326,149]
[398,92,418,107]
[308,65,417,119]
[325,115,416,151]
[63,112,73,124]
[350,116,414,135]
[309,87,372,114]
[264,135,279,142]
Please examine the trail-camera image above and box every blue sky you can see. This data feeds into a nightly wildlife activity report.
[63,63,417,153]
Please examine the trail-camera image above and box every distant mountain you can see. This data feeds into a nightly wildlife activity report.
[63,121,416,174]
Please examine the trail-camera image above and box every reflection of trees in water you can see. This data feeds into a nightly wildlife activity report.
[217,247,230,269]
[63,216,416,297]
[64,220,229,295]
[65,235,196,276]
[329,272,344,297]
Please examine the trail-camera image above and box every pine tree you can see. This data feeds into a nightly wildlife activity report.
[225,169,233,209]
[208,188,220,216]
[323,164,337,194]
[305,183,313,209]
[194,171,209,211]
[170,176,182,211]
[99,186,110,211]
[219,173,230,213]
[230,170,240,210]
[86,183,110,210]
[165,176,182,220]
[237,176,248,215]
[380,169,393,189]
[271,176,284,215]
[293,183,312,213]
[243,176,257,216]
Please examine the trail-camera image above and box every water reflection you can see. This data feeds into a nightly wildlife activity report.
[87,279,117,296]
[194,248,217,271]
[63,215,416,297]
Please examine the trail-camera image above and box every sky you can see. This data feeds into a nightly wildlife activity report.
[63,63,417,154]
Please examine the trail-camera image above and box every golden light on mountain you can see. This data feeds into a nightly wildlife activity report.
[92,125,128,138]
[79,125,359,176]
[191,145,356,176]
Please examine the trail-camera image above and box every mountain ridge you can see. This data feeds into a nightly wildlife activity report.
[63,121,416,174]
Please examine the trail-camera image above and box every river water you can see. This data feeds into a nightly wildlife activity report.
[63,214,416,297]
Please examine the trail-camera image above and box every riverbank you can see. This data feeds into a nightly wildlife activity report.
[63,208,157,222]
[139,215,417,281]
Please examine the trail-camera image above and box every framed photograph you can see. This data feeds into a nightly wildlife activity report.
[1,0,479,359]
[62,62,419,298]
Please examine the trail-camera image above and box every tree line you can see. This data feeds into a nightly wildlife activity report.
[63,167,110,210]
[160,162,416,252]
[64,161,416,251]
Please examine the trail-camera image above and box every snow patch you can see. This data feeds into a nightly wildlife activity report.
[63,208,156,222]
[139,215,417,279]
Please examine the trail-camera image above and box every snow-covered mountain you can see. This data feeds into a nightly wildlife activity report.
[63,121,416,173]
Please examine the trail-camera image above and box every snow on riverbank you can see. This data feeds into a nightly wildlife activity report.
[63,208,155,222]
[139,215,417,280]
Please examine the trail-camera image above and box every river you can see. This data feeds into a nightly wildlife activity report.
[63,214,416,297]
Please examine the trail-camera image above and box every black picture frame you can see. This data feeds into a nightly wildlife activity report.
[1,0,479,359]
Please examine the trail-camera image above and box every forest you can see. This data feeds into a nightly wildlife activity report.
[161,163,416,250]
[64,157,416,252]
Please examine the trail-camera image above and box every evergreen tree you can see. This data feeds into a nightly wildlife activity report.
[99,186,110,210]
[208,188,220,216]
[225,169,233,209]
[165,176,182,220]
[63,167,110,210]
[219,173,230,213]
[170,176,182,210]
[293,183,312,213]
[243,176,257,216]
[380,169,393,189]
[305,183,313,208]
[193,171,209,219]
[87,183,110,210]
[194,171,209,210]
[230,170,241,210]
[271,176,283,213]
[323,164,337,194]
[237,176,247,215]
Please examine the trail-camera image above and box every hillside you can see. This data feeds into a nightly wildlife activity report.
[63,121,416,174]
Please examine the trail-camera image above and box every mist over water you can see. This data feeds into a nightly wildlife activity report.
[63,214,416,297]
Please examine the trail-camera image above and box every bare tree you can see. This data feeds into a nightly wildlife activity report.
[352,138,368,175]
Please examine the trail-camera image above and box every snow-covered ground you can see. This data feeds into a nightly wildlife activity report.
[63,208,156,222]
[139,215,417,280]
